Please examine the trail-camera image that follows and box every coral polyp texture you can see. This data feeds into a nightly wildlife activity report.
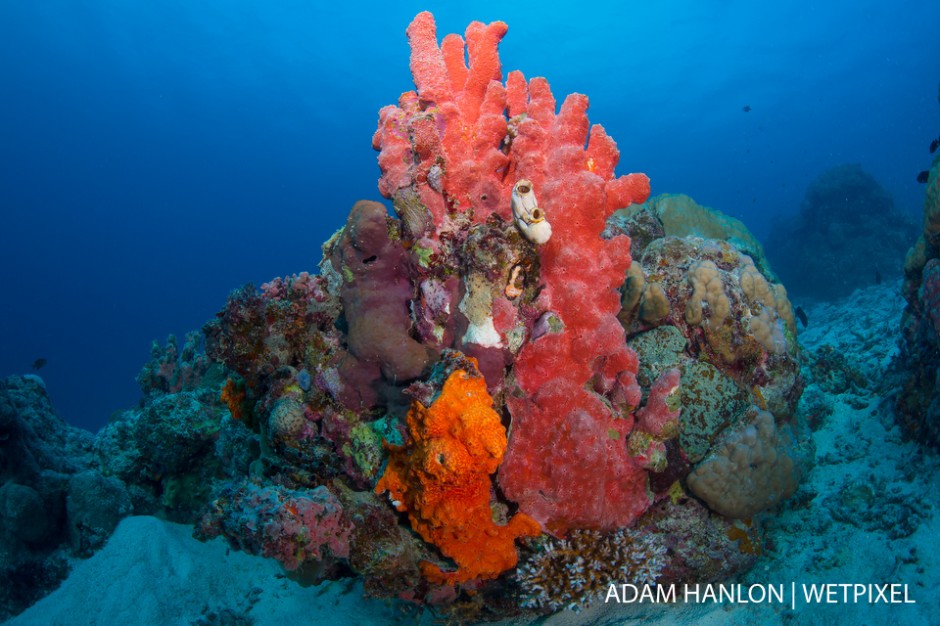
[516,528,666,613]
[179,12,811,619]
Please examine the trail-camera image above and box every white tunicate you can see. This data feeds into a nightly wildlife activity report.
[511,179,552,245]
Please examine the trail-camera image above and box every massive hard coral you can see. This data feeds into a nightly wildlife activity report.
[375,355,540,585]
[687,407,808,519]
[614,224,800,419]
[610,195,810,517]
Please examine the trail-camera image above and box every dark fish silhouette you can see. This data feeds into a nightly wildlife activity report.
[795,306,808,328]
[931,137,939,154]
[31,358,47,370]
[874,267,882,285]
[742,105,752,113]
[918,170,930,183]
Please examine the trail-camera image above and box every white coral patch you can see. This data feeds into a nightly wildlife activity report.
[462,315,502,348]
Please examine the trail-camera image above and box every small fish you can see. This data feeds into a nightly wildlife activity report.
[31,358,47,370]
[917,170,930,183]
[931,137,939,154]
[874,266,882,285]
[742,105,752,113]
[795,306,808,328]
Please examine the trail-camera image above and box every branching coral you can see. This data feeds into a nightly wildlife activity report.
[516,528,666,612]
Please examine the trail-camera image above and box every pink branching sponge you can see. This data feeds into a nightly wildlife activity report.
[374,11,651,533]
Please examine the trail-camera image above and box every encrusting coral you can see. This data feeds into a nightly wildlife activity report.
[195,482,352,577]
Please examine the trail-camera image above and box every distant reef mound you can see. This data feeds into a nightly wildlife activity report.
[765,163,918,299]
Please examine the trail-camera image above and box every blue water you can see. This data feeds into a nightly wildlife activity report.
[1,0,938,432]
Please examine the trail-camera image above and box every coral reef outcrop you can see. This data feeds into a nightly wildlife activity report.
[0,12,815,621]
[607,196,810,513]
[180,14,811,617]
[896,154,940,448]
[765,163,917,298]
[0,375,95,620]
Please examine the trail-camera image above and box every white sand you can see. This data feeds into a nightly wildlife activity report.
[6,516,420,626]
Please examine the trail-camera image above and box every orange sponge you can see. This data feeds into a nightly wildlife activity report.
[375,365,540,584]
